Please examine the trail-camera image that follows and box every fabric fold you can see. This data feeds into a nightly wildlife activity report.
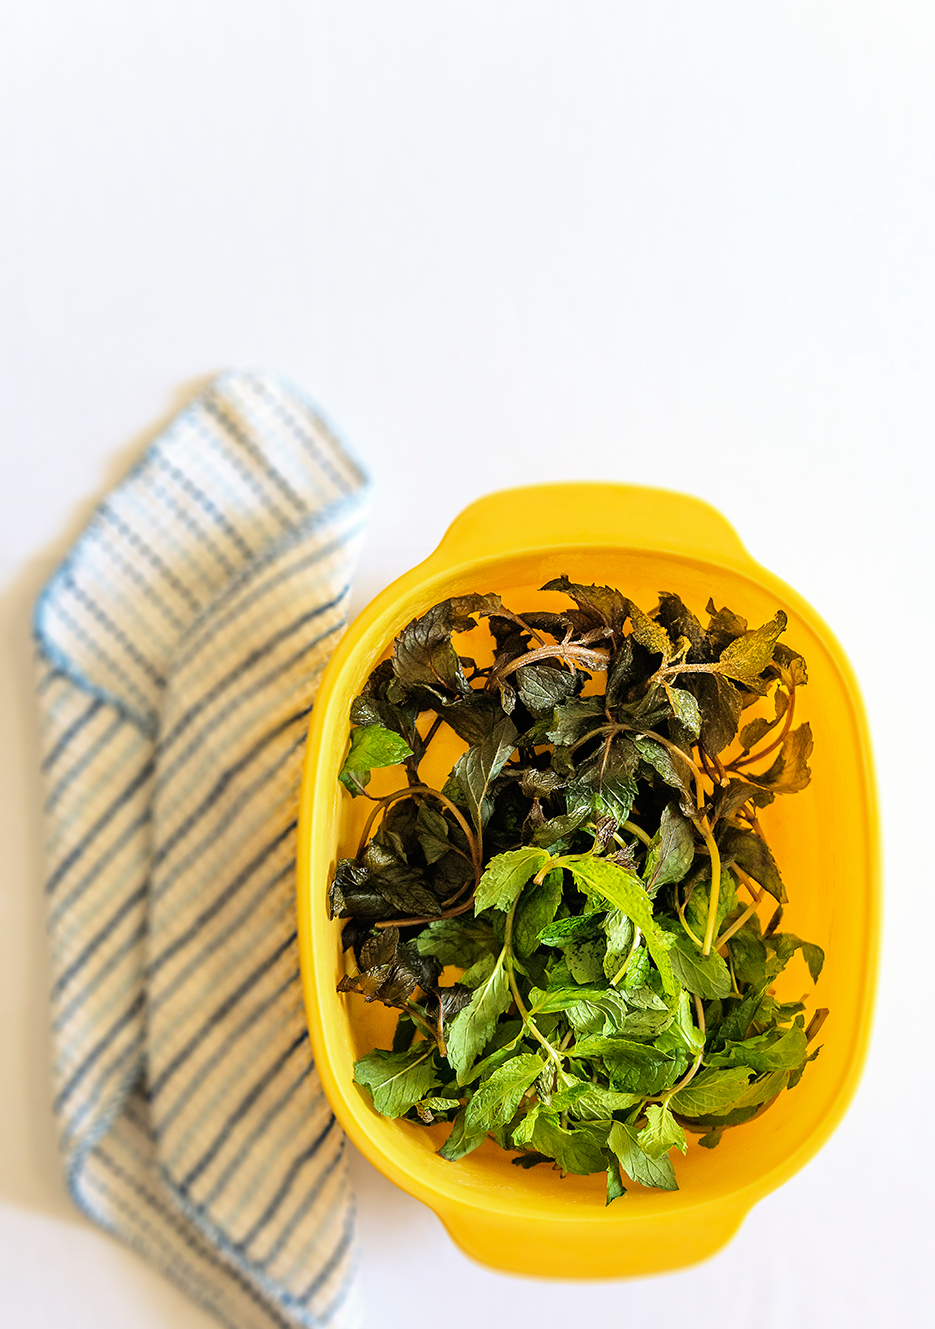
[35,371,369,1329]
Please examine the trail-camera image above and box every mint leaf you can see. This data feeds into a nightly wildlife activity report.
[715,611,787,685]
[447,953,511,1080]
[608,1120,678,1191]
[393,594,501,697]
[669,1066,753,1116]
[565,855,676,995]
[639,1102,687,1159]
[453,715,518,828]
[606,1160,627,1204]
[416,916,497,966]
[438,1107,487,1161]
[353,1046,438,1118]
[515,664,580,717]
[531,1116,610,1176]
[415,802,452,864]
[664,685,702,738]
[474,846,550,913]
[668,933,732,999]
[643,803,695,894]
[513,867,563,957]
[338,724,414,795]
[625,600,673,660]
[464,1053,545,1133]
[718,825,787,904]
[602,909,634,980]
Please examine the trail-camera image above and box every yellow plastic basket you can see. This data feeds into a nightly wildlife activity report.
[296,483,879,1278]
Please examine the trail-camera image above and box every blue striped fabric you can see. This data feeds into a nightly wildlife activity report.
[34,372,370,1329]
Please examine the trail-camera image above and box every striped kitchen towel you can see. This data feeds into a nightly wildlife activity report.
[34,371,370,1329]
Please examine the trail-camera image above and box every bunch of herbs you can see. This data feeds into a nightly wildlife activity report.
[330,579,827,1201]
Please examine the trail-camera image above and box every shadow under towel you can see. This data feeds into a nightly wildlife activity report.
[34,371,370,1329]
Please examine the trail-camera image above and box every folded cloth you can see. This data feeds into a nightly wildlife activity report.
[34,371,370,1329]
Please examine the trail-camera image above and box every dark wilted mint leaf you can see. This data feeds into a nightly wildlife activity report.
[541,576,629,633]
[643,803,695,894]
[692,672,744,754]
[718,825,787,903]
[743,724,813,797]
[453,715,518,829]
[515,664,581,717]
[625,600,673,661]
[393,594,501,698]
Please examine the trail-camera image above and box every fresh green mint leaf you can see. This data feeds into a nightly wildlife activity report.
[565,855,676,995]
[338,724,414,795]
[447,954,511,1080]
[669,1066,753,1117]
[608,1120,678,1190]
[531,1115,610,1176]
[438,1106,487,1161]
[464,1053,544,1133]
[513,868,564,957]
[667,933,732,999]
[353,1046,438,1118]
[474,846,550,913]
[639,1102,687,1159]
[606,1159,627,1204]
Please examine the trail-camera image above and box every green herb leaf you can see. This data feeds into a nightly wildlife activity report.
[513,868,564,957]
[453,715,518,829]
[530,1115,610,1176]
[447,953,512,1080]
[607,1120,678,1190]
[639,1102,687,1158]
[438,1107,487,1161]
[564,856,676,995]
[416,916,498,967]
[667,933,732,999]
[338,724,414,795]
[669,1066,753,1116]
[464,1053,545,1133]
[354,1046,439,1118]
[474,846,550,913]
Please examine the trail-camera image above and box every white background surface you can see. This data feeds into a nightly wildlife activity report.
[1,2,933,1325]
